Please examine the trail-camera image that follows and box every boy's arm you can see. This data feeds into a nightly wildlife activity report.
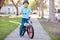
[29,8,32,18]
[29,8,32,15]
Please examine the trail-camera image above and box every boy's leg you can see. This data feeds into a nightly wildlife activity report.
[20,18,25,36]
[25,18,29,23]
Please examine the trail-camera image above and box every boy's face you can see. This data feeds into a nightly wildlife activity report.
[24,3,29,8]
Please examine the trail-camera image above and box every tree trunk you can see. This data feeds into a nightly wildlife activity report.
[38,6,40,16]
[16,7,18,16]
[40,0,44,18]
[41,4,44,18]
[49,0,55,22]
[39,9,40,17]
[0,0,5,10]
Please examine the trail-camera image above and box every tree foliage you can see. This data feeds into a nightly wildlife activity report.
[56,0,60,7]
[4,0,8,6]
[35,0,40,7]
[29,0,37,10]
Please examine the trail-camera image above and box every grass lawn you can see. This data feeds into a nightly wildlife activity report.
[0,17,21,40]
[38,17,60,40]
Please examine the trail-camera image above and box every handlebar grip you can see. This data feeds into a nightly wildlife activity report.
[29,17,30,19]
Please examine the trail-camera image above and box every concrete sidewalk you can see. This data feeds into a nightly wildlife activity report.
[4,18,51,40]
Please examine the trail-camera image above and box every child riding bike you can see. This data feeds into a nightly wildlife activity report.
[19,1,32,36]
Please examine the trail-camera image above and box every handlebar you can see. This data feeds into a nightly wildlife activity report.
[29,17,30,19]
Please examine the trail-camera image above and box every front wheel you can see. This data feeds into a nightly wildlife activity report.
[27,26,34,39]
[20,27,25,36]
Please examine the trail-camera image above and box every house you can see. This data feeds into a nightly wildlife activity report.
[0,4,20,15]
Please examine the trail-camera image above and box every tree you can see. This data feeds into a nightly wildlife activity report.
[10,0,21,15]
[0,0,5,10]
[35,0,48,18]
[49,0,55,22]
[56,0,60,7]
[4,0,8,6]
[35,0,41,16]
[44,4,48,11]
[29,0,37,10]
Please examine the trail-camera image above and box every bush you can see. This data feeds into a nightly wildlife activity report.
[0,12,6,14]
[0,13,10,18]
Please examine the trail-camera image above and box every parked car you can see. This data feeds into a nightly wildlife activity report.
[44,12,49,19]
[56,8,60,22]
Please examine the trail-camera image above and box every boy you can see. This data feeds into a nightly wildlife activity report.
[19,1,32,36]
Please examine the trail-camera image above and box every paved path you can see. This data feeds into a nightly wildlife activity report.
[4,18,51,40]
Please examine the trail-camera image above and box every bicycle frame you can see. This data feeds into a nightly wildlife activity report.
[24,18,32,31]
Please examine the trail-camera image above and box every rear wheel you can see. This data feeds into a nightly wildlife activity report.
[27,26,34,39]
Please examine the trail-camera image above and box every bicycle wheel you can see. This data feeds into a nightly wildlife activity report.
[27,26,34,39]
[21,27,25,36]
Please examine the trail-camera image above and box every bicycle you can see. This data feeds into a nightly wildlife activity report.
[20,17,34,39]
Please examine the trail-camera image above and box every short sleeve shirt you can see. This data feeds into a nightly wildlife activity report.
[20,6,32,19]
